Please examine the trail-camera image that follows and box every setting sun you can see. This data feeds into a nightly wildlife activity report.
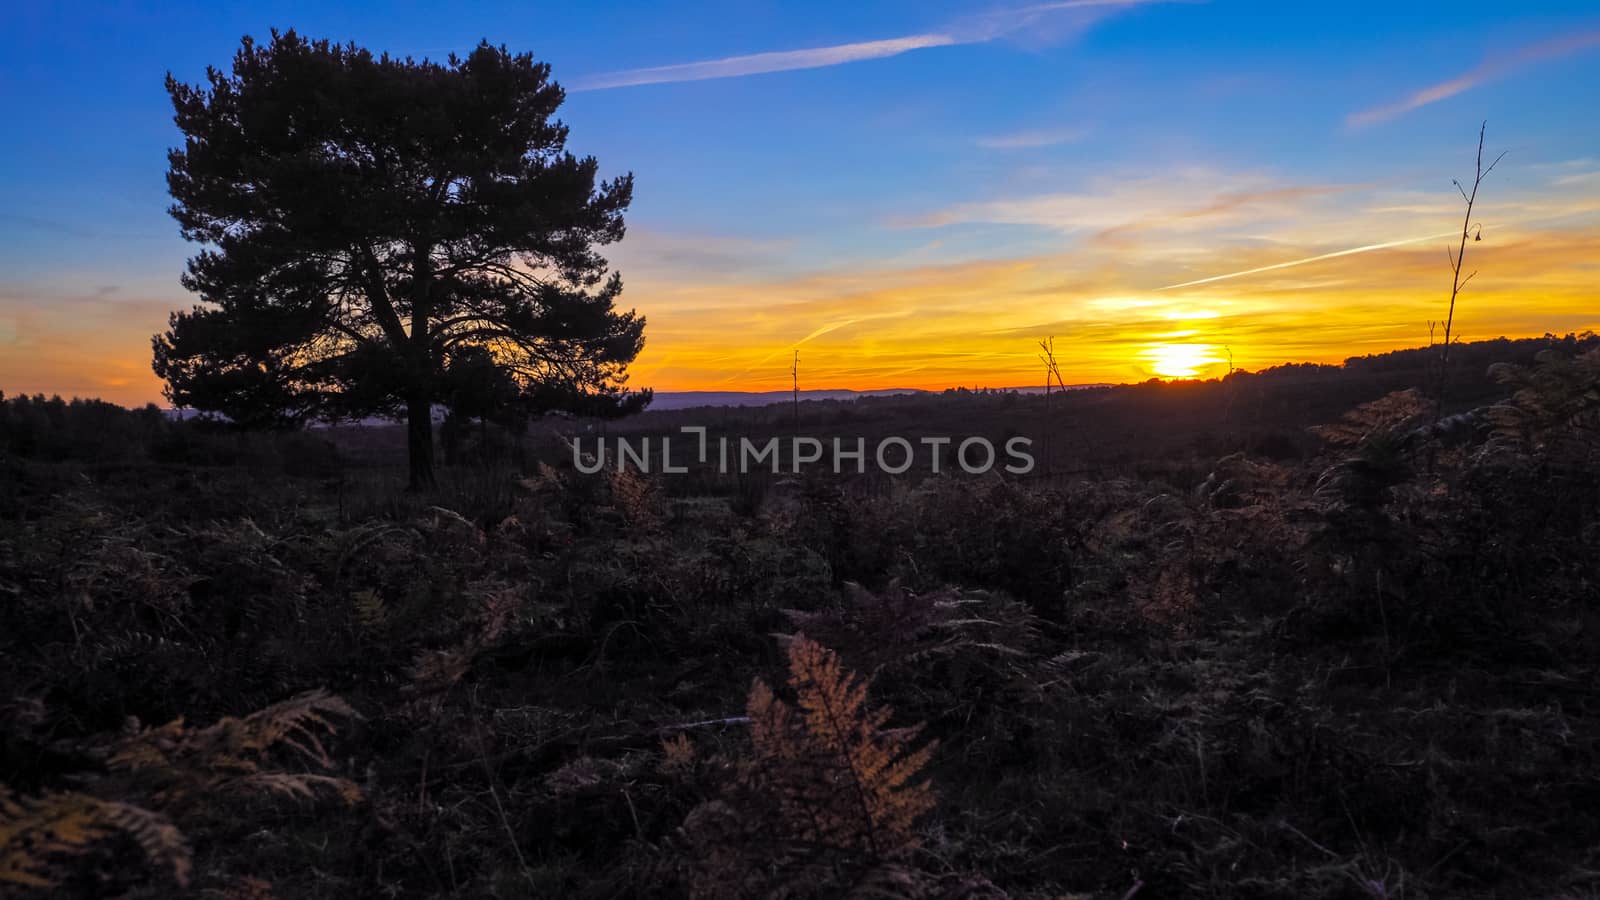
[1143,342,1223,379]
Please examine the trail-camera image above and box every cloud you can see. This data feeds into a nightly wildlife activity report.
[796,318,861,344]
[606,229,797,282]
[1157,230,1459,289]
[948,0,1163,42]
[1156,170,1600,291]
[903,170,1343,240]
[573,0,1166,90]
[976,126,1089,149]
[1347,29,1600,128]
[1093,185,1346,245]
[573,34,960,90]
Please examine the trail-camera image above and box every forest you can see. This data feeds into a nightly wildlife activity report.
[3,333,1599,898]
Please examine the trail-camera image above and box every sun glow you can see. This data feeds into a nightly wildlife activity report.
[1144,342,1222,379]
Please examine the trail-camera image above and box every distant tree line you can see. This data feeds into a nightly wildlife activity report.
[1343,332,1597,374]
[0,393,169,461]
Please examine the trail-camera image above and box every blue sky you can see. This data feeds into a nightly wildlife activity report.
[3,0,1599,399]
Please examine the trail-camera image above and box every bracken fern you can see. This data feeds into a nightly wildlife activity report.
[102,688,362,812]
[0,785,191,890]
[748,634,937,857]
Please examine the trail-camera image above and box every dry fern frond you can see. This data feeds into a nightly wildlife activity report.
[1313,393,1428,512]
[104,688,361,811]
[682,639,941,897]
[408,585,529,695]
[609,467,665,529]
[1312,389,1433,449]
[1196,453,1291,509]
[545,756,632,797]
[428,505,487,546]
[748,634,937,857]
[784,581,932,651]
[409,646,475,695]
[518,461,565,493]
[0,786,191,889]
[99,800,192,887]
[1483,348,1600,463]
[784,581,1038,683]
[224,688,357,768]
[230,773,363,806]
[659,732,697,775]
[1,787,112,888]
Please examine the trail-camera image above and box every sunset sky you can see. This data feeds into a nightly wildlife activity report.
[3,0,1599,405]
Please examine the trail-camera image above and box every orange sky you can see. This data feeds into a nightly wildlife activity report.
[3,165,1598,407]
[5,229,1599,407]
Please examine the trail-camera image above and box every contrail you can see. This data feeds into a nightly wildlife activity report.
[714,317,866,383]
[574,0,1166,90]
[1347,29,1600,128]
[573,35,957,90]
[1158,230,1459,290]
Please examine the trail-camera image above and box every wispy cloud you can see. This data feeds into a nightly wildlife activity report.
[1094,185,1345,245]
[796,318,861,344]
[573,0,1165,90]
[903,170,1341,239]
[1347,29,1600,128]
[712,312,908,384]
[949,0,1162,42]
[1158,230,1458,290]
[607,229,797,283]
[573,34,959,90]
[977,126,1089,149]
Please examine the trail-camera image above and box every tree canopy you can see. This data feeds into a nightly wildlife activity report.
[153,30,648,486]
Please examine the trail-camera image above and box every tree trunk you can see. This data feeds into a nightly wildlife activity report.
[406,391,436,489]
[407,245,435,489]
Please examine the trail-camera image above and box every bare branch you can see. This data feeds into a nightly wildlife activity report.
[1482,149,1508,179]
[1435,121,1503,420]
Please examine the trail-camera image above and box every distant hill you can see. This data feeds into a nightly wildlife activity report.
[162,389,933,421]
[645,388,929,410]
[646,384,1110,411]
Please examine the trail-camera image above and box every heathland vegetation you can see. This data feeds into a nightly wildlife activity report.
[3,332,1599,898]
